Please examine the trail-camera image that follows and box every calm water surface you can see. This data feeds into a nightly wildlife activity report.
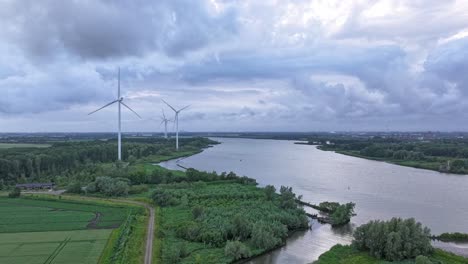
[159,138,468,263]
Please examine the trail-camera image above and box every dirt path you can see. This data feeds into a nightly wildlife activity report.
[108,199,154,264]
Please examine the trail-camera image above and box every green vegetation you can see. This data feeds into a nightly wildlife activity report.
[0,195,147,264]
[435,232,468,242]
[315,245,468,264]
[0,137,215,186]
[353,218,432,261]
[0,143,51,149]
[316,201,355,226]
[0,197,130,232]
[151,169,308,263]
[0,229,111,264]
[7,187,20,198]
[311,137,468,174]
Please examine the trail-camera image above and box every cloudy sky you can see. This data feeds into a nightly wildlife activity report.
[1,0,468,132]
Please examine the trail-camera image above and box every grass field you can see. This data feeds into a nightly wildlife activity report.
[0,198,130,232]
[0,143,51,149]
[0,197,142,264]
[314,244,468,264]
[0,229,111,264]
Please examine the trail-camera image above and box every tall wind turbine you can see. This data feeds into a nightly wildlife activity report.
[88,68,141,161]
[162,100,189,150]
[160,109,171,139]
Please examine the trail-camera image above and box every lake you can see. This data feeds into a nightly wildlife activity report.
[159,137,468,263]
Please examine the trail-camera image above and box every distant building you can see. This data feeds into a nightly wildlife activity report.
[15,183,55,190]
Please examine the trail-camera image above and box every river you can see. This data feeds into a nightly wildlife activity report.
[158,137,468,263]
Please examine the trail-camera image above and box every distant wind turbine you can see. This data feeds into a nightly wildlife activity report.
[162,100,189,150]
[160,109,171,139]
[88,68,141,161]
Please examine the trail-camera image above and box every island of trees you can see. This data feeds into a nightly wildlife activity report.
[315,218,468,264]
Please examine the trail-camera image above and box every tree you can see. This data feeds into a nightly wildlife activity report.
[66,182,82,194]
[224,241,251,260]
[352,218,433,261]
[230,214,251,240]
[251,222,281,249]
[279,186,297,209]
[264,185,276,200]
[8,187,21,198]
[331,202,355,226]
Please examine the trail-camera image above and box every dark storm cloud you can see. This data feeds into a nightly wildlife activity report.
[1,0,468,131]
[2,0,237,60]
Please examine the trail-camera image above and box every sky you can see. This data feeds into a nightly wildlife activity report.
[1,0,468,132]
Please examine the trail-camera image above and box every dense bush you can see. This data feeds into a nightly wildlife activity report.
[224,240,251,260]
[264,185,276,200]
[8,187,21,198]
[415,255,433,264]
[352,218,433,261]
[330,202,355,226]
[66,181,82,194]
[86,176,129,196]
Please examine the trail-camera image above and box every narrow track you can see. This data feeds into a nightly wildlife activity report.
[144,206,155,264]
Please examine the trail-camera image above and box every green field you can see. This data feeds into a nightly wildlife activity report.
[0,198,130,233]
[314,244,468,264]
[0,143,51,149]
[0,197,138,264]
[0,229,111,264]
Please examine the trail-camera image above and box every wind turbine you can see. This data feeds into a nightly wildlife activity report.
[160,109,171,139]
[162,100,189,150]
[88,68,141,161]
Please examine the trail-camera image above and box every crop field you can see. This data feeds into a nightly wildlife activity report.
[0,229,112,264]
[0,197,136,264]
[0,198,130,233]
[0,143,51,149]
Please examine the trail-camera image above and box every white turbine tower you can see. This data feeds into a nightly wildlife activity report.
[162,100,189,150]
[88,68,141,161]
[160,109,171,139]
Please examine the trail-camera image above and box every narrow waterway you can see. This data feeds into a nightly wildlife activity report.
[159,137,468,263]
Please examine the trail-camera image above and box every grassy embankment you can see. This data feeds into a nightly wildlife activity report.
[314,244,468,264]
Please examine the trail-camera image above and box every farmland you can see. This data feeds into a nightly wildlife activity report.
[0,197,144,264]
[0,229,111,264]
[0,197,131,232]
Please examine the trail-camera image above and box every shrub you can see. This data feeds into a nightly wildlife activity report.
[251,222,282,249]
[352,218,433,261]
[66,182,82,194]
[192,206,205,220]
[224,240,251,260]
[330,202,355,226]
[128,184,148,195]
[8,187,21,198]
[264,185,276,200]
[152,189,178,207]
[415,255,433,264]
[279,186,297,209]
[230,214,252,240]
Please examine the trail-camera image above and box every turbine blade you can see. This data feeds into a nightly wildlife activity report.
[88,100,119,115]
[162,108,166,119]
[178,105,190,112]
[120,101,142,119]
[162,100,177,112]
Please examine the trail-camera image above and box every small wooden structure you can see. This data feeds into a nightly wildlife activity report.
[15,183,55,190]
